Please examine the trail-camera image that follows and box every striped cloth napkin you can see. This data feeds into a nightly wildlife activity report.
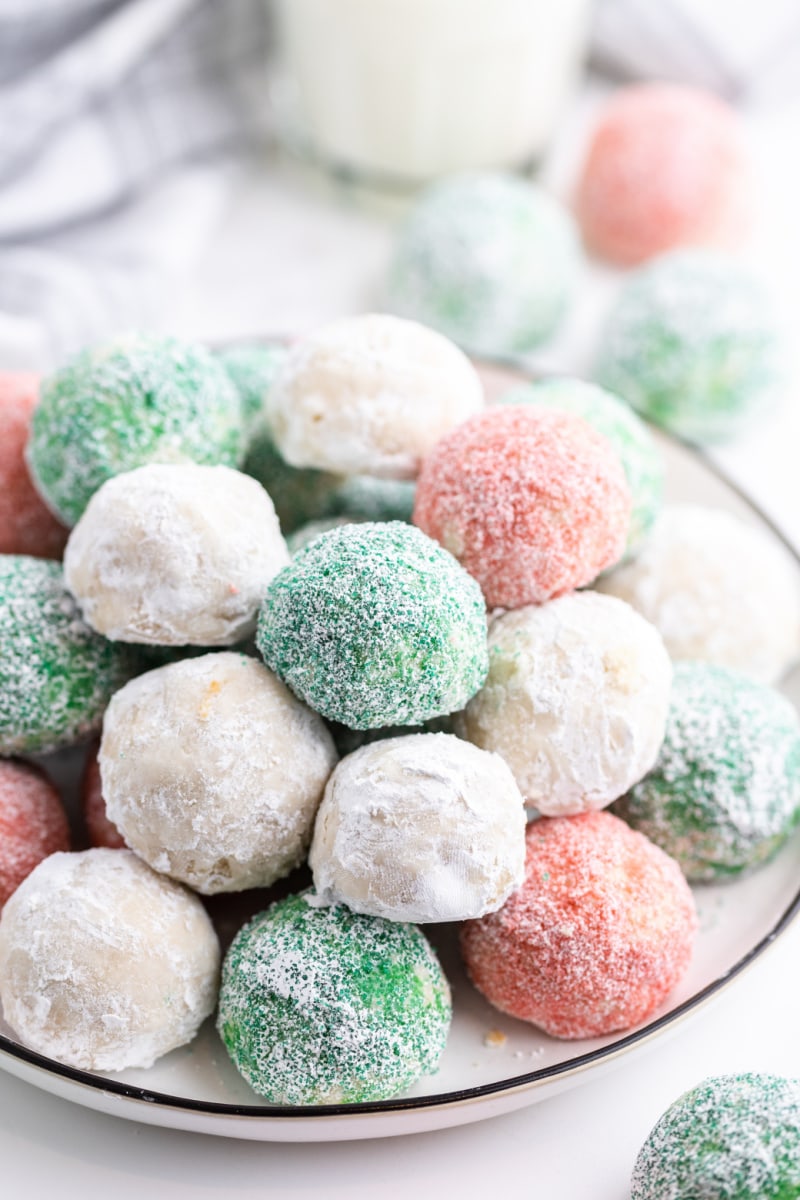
[591,0,800,105]
[0,0,269,368]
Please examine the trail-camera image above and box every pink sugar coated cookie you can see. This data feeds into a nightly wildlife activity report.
[576,83,751,266]
[81,742,126,850]
[461,811,697,1039]
[413,407,630,609]
[0,759,71,908]
[0,372,68,558]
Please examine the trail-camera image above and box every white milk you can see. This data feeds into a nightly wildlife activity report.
[271,0,590,184]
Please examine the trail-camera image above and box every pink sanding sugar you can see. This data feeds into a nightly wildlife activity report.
[413,406,630,609]
[575,83,751,267]
[0,372,68,558]
[460,811,697,1040]
[0,758,71,908]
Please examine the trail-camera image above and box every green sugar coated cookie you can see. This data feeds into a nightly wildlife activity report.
[28,333,245,525]
[217,342,288,431]
[0,556,138,755]
[595,251,784,444]
[257,521,488,729]
[502,376,663,556]
[217,890,452,1105]
[614,662,800,881]
[388,172,580,357]
[631,1073,800,1200]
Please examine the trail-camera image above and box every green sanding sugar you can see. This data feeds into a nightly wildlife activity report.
[502,376,663,556]
[217,890,452,1105]
[216,342,288,431]
[595,251,785,445]
[256,522,488,729]
[28,332,245,525]
[387,171,579,357]
[631,1073,800,1199]
[614,662,800,881]
[0,556,139,755]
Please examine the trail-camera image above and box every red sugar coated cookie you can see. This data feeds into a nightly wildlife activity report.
[413,407,630,609]
[82,742,126,850]
[461,811,697,1039]
[576,83,751,267]
[0,759,71,908]
[0,372,68,558]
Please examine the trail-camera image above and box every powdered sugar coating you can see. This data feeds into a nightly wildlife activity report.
[595,251,784,444]
[217,890,451,1104]
[456,593,672,816]
[257,522,488,730]
[387,172,580,357]
[631,1073,800,1199]
[27,332,245,525]
[266,314,484,479]
[614,662,800,882]
[0,848,220,1070]
[596,504,800,685]
[461,811,697,1039]
[100,652,338,894]
[577,83,751,266]
[501,376,663,557]
[0,759,70,908]
[64,463,289,646]
[413,406,631,608]
[0,372,68,558]
[310,733,525,923]
[0,555,137,755]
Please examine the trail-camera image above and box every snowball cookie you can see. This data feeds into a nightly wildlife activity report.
[99,652,337,894]
[265,313,483,479]
[310,733,525,923]
[387,172,580,357]
[413,406,631,608]
[461,811,697,1039]
[595,251,784,444]
[614,663,800,882]
[27,332,245,526]
[64,463,289,646]
[576,83,751,267]
[633,1075,800,1200]
[501,376,663,558]
[0,849,219,1071]
[217,890,451,1104]
[455,593,672,816]
[631,1073,800,1200]
[0,759,70,909]
[257,522,488,730]
[0,555,138,756]
[596,505,800,685]
[0,371,68,558]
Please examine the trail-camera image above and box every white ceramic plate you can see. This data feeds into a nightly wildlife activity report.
[2,365,799,1141]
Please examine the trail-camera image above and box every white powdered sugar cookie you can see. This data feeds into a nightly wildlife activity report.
[455,592,672,816]
[100,652,338,894]
[0,849,219,1071]
[64,463,289,646]
[596,504,800,685]
[266,313,483,478]
[310,733,525,923]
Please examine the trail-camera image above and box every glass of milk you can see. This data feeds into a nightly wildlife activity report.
[270,0,590,186]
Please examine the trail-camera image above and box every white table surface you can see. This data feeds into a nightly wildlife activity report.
[4,77,800,1199]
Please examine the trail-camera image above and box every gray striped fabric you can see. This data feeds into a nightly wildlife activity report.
[0,0,268,365]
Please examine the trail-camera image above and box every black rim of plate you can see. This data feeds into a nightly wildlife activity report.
[2,381,799,1122]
